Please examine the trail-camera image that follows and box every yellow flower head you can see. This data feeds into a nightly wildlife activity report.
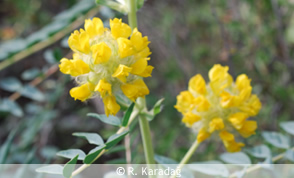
[59,17,153,116]
[175,64,262,152]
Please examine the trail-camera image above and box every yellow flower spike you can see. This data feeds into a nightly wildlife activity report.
[121,79,149,102]
[228,112,248,129]
[189,74,207,95]
[240,94,262,116]
[175,64,261,152]
[70,83,95,102]
[238,120,257,138]
[174,91,195,114]
[110,18,132,39]
[197,128,210,143]
[84,17,104,38]
[68,29,90,54]
[194,95,210,112]
[112,64,132,83]
[130,28,150,51]
[103,95,120,117]
[117,38,136,58]
[209,118,224,133]
[182,112,201,127]
[91,42,112,64]
[95,79,112,98]
[59,17,153,116]
[219,131,235,141]
[59,58,90,77]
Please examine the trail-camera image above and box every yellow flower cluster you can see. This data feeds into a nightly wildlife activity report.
[59,18,153,116]
[175,64,262,152]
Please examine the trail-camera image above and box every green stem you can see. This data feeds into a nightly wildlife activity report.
[127,0,138,29]
[171,140,200,178]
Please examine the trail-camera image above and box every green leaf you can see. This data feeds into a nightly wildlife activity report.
[115,93,132,111]
[83,145,105,164]
[0,127,18,163]
[105,130,129,149]
[285,149,294,162]
[57,149,86,160]
[36,165,63,175]
[73,132,104,145]
[107,145,125,154]
[0,77,22,92]
[21,68,41,80]
[220,152,251,164]
[63,155,78,178]
[20,85,45,102]
[144,98,164,121]
[188,161,229,177]
[280,121,294,135]
[122,102,135,126]
[245,144,271,158]
[137,0,145,9]
[262,131,290,149]
[87,113,121,126]
[0,98,23,117]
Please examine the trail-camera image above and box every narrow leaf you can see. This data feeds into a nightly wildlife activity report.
[73,132,104,145]
[122,102,135,126]
[245,144,271,158]
[36,165,63,175]
[63,155,78,178]
[20,85,45,102]
[0,77,22,92]
[105,130,129,149]
[83,145,105,164]
[87,113,121,126]
[280,121,294,135]
[57,149,86,160]
[220,152,251,164]
[262,131,290,149]
[285,149,294,162]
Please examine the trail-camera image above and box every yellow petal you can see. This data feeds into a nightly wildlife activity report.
[103,95,120,116]
[223,140,245,152]
[228,112,248,129]
[197,128,210,143]
[59,58,74,75]
[68,29,90,54]
[239,94,262,116]
[209,118,224,133]
[194,96,210,112]
[174,91,195,113]
[130,58,148,76]
[110,18,132,39]
[70,83,94,102]
[238,120,257,138]
[91,42,112,64]
[112,64,132,83]
[95,79,112,97]
[130,28,150,51]
[117,38,136,58]
[139,65,154,77]
[220,91,240,108]
[236,74,251,91]
[188,74,206,95]
[121,79,149,102]
[59,58,90,77]
[134,47,152,59]
[182,112,201,127]
[219,131,234,141]
[84,17,104,38]
[208,64,233,94]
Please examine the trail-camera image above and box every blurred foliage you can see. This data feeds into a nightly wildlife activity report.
[1,0,294,169]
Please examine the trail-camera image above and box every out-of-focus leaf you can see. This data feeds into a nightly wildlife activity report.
[83,145,105,164]
[280,121,294,135]
[0,39,27,54]
[36,165,63,175]
[73,132,104,145]
[40,146,59,159]
[115,93,132,111]
[20,85,45,102]
[24,103,43,114]
[285,149,294,162]
[107,145,125,154]
[122,102,135,126]
[189,161,229,177]
[220,152,251,164]
[63,155,78,178]
[154,154,177,164]
[21,68,41,80]
[0,127,18,163]
[262,131,290,149]
[0,98,23,117]
[57,149,86,161]
[105,130,129,149]
[87,113,121,126]
[60,36,69,48]
[0,77,22,92]
[245,144,271,159]
[44,49,57,64]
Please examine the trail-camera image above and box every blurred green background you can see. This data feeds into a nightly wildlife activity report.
[0,0,294,164]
